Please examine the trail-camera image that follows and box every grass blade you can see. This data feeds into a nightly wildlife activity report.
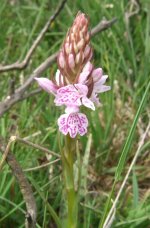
[115,80,150,180]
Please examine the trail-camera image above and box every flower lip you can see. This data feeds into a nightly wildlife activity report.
[58,112,88,138]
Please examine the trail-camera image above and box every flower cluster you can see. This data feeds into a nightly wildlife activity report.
[35,12,110,138]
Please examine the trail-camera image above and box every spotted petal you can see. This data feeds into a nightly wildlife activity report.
[55,84,88,106]
[58,112,88,138]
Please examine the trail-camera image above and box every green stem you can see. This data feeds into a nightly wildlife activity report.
[61,135,78,228]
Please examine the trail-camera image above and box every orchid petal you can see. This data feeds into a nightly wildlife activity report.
[55,95,81,106]
[78,71,90,84]
[55,70,64,86]
[95,85,111,93]
[82,61,93,72]
[55,86,81,106]
[74,84,88,96]
[78,62,93,84]
[34,77,58,95]
[93,75,110,93]
[57,114,69,135]
[82,97,95,110]
[90,94,102,107]
[92,68,103,82]
[95,75,108,86]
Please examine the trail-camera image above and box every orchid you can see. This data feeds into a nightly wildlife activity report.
[35,12,110,138]
[34,11,111,228]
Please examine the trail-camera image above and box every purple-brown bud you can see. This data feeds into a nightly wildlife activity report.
[57,12,93,84]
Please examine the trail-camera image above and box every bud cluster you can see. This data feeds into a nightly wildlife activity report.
[57,12,93,84]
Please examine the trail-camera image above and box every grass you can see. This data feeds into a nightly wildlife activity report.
[0,0,150,227]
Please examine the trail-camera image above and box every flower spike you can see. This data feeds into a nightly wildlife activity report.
[35,12,111,138]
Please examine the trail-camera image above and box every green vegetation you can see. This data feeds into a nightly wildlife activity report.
[0,0,150,227]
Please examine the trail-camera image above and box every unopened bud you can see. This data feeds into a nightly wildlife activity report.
[65,43,70,54]
[77,38,84,49]
[58,52,65,68]
[75,52,81,64]
[84,45,91,58]
[57,12,93,83]
[68,54,75,69]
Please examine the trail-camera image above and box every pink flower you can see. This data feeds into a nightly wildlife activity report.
[54,84,95,110]
[58,112,88,138]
